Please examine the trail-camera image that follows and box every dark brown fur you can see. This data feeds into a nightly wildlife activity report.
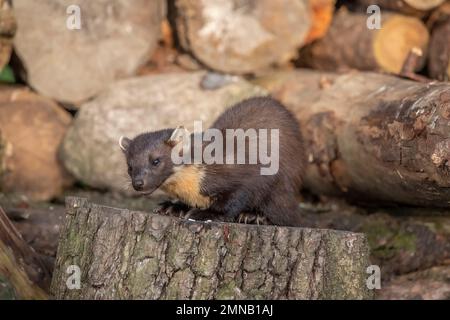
[121,96,305,226]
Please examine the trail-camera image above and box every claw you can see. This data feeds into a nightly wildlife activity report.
[184,209,195,220]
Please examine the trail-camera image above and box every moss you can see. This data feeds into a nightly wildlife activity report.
[418,218,450,236]
[0,275,16,300]
[216,280,239,299]
[362,221,416,260]
[192,232,221,277]
[125,258,159,298]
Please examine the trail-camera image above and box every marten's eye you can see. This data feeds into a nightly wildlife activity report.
[151,158,160,166]
[127,165,132,174]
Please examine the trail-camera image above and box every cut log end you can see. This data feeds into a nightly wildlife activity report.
[304,0,335,44]
[404,0,445,11]
[297,10,429,74]
[174,0,313,74]
[374,15,429,73]
[50,197,373,300]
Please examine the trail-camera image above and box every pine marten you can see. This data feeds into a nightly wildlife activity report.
[120,96,305,226]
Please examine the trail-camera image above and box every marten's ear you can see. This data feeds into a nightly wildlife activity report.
[119,136,131,152]
[166,126,189,148]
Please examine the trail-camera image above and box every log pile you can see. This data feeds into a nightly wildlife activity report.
[13,0,167,105]
[0,0,449,301]
[298,8,430,73]
[172,0,335,74]
[253,70,450,207]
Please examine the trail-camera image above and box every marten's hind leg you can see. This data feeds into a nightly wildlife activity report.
[262,193,302,227]
[237,212,269,225]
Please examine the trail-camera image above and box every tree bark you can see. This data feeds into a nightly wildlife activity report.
[428,3,450,81]
[0,206,49,299]
[51,197,372,299]
[173,0,334,74]
[298,9,429,74]
[253,70,450,207]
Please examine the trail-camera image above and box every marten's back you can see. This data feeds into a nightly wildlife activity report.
[211,96,300,132]
[201,96,305,205]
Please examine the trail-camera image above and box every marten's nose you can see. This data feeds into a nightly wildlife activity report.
[133,179,144,191]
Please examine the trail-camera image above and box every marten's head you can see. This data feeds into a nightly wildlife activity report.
[119,127,189,195]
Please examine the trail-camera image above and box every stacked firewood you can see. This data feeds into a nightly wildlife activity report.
[0,0,449,300]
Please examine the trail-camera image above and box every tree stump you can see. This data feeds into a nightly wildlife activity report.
[299,9,429,74]
[50,197,372,299]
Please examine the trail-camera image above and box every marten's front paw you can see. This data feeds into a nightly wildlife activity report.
[153,200,190,218]
[237,212,269,225]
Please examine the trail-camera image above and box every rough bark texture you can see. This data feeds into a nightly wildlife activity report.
[0,206,49,299]
[0,87,73,201]
[253,70,450,207]
[0,0,16,70]
[298,9,429,74]
[428,17,450,81]
[173,0,312,74]
[51,197,372,299]
[13,0,166,105]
